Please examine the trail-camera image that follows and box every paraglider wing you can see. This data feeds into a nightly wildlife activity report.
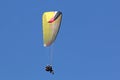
[42,11,62,47]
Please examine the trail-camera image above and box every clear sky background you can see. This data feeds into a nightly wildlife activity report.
[0,0,120,80]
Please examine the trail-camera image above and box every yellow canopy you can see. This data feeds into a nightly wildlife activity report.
[42,11,62,47]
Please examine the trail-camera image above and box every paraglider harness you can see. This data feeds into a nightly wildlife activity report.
[45,65,54,74]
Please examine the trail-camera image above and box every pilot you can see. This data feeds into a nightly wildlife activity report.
[45,65,54,74]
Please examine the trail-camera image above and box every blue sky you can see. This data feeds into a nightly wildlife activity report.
[0,0,120,80]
